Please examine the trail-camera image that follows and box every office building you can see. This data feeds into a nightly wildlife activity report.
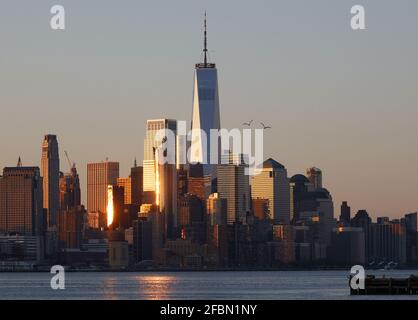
[58,205,85,249]
[328,227,365,265]
[306,167,322,189]
[351,210,373,262]
[339,201,351,225]
[251,158,290,223]
[59,167,81,211]
[217,155,250,225]
[41,135,60,230]
[190,15,221,177]
[117,177,132,205]
[0,166,43,236]
[143,119,177,199]
[371,218,407,265]
[130,162,143,207]
[87,161,119,215]
[132,218,153,263]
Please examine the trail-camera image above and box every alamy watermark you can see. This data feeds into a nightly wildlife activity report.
[49,4,366,32]
[153,121,264,176]
[350,265,365,290]
[50,265,65,290]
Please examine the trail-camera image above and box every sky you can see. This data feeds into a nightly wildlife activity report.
[0,0,417,219]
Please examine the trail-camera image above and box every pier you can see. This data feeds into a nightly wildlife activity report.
[350,275,418,295]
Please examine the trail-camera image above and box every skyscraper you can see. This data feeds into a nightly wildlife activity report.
[117,177,132,205]
[0,166,43,236]
[217,154,250,225]
[190,14,221,174]
[306,167,322,190]
[41,134,60,230]
[251,158,291,223]
[130,160,143,207]
[143,119,177,204]
[143,119,178,240]
[133,218,152,263]
[59,166,81,211]
[87,161,119,216]
[339,201,351,225]
[58,163,83,250]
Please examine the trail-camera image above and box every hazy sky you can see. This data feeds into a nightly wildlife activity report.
[1,0,417,219]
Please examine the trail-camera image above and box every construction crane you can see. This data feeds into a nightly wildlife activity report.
[64,150,75,171]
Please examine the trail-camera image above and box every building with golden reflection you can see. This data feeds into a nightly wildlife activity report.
[87,161,119,216]
[41,134,60,231]
[117,177,132,205]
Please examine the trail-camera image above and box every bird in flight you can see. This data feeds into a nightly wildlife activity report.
[242,120,253,127]
[260,122,272,130]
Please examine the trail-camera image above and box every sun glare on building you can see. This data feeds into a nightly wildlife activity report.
[107,185,114,227]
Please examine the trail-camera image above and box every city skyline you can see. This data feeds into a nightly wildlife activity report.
[1,1,418,218]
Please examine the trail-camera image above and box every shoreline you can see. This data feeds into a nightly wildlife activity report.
[1,267,418,273]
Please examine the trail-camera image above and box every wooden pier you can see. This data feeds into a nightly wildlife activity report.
[350,275,418,295]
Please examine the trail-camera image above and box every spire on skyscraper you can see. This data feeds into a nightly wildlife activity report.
[204,11,208,67]
[196,12,215,69]
[17,156,22,167]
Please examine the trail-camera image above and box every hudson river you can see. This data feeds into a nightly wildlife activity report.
[0,270,417,300]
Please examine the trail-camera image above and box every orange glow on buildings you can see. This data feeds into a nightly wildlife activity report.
[107,185,114,227]
[155,149,160,210]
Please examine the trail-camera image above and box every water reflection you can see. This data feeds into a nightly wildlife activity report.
[102,276,118,300]
[1,271,418,300]
[133,275,176,300]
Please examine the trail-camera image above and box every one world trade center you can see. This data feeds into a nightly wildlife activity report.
[190,14,221,182]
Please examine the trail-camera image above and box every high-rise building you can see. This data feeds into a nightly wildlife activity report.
[58,205,85,249]
[178,194,205,226]
[405,212,418,264]
[252,198,269,220]
[306,167,322,189]
[290,174,333,221]
[0,166,43,236]
[87,161,119,215]
[405,212,417,232]
[190,14,221,176]
[143,119,177,203]
[339,201,351,225]
[328,227,365,266]
[207,193,227,226]
[351,210,373,262]
[41,134,60,230]
[178,193,205,243]
[372,218,407,265]
[188,164,212,201]
[133,218,152,263]
[130,161,143,207]
[217,155,250,225]
[117,177,132,205]
[108,185,125,229]
[142,119,178,240]
[59,166,81,211]
[206,193,228,266]
[157,160,178,239]
[58,163,83,250]
[251,158,290,223]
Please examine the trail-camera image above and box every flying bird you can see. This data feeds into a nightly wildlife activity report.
[242,120,253,127]
[260,122,272,130]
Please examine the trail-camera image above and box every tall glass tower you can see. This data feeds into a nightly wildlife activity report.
[190,14,221,176]
[41,134,60,230]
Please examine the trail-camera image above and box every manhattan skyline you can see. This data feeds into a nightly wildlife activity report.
[1,0,418,218]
